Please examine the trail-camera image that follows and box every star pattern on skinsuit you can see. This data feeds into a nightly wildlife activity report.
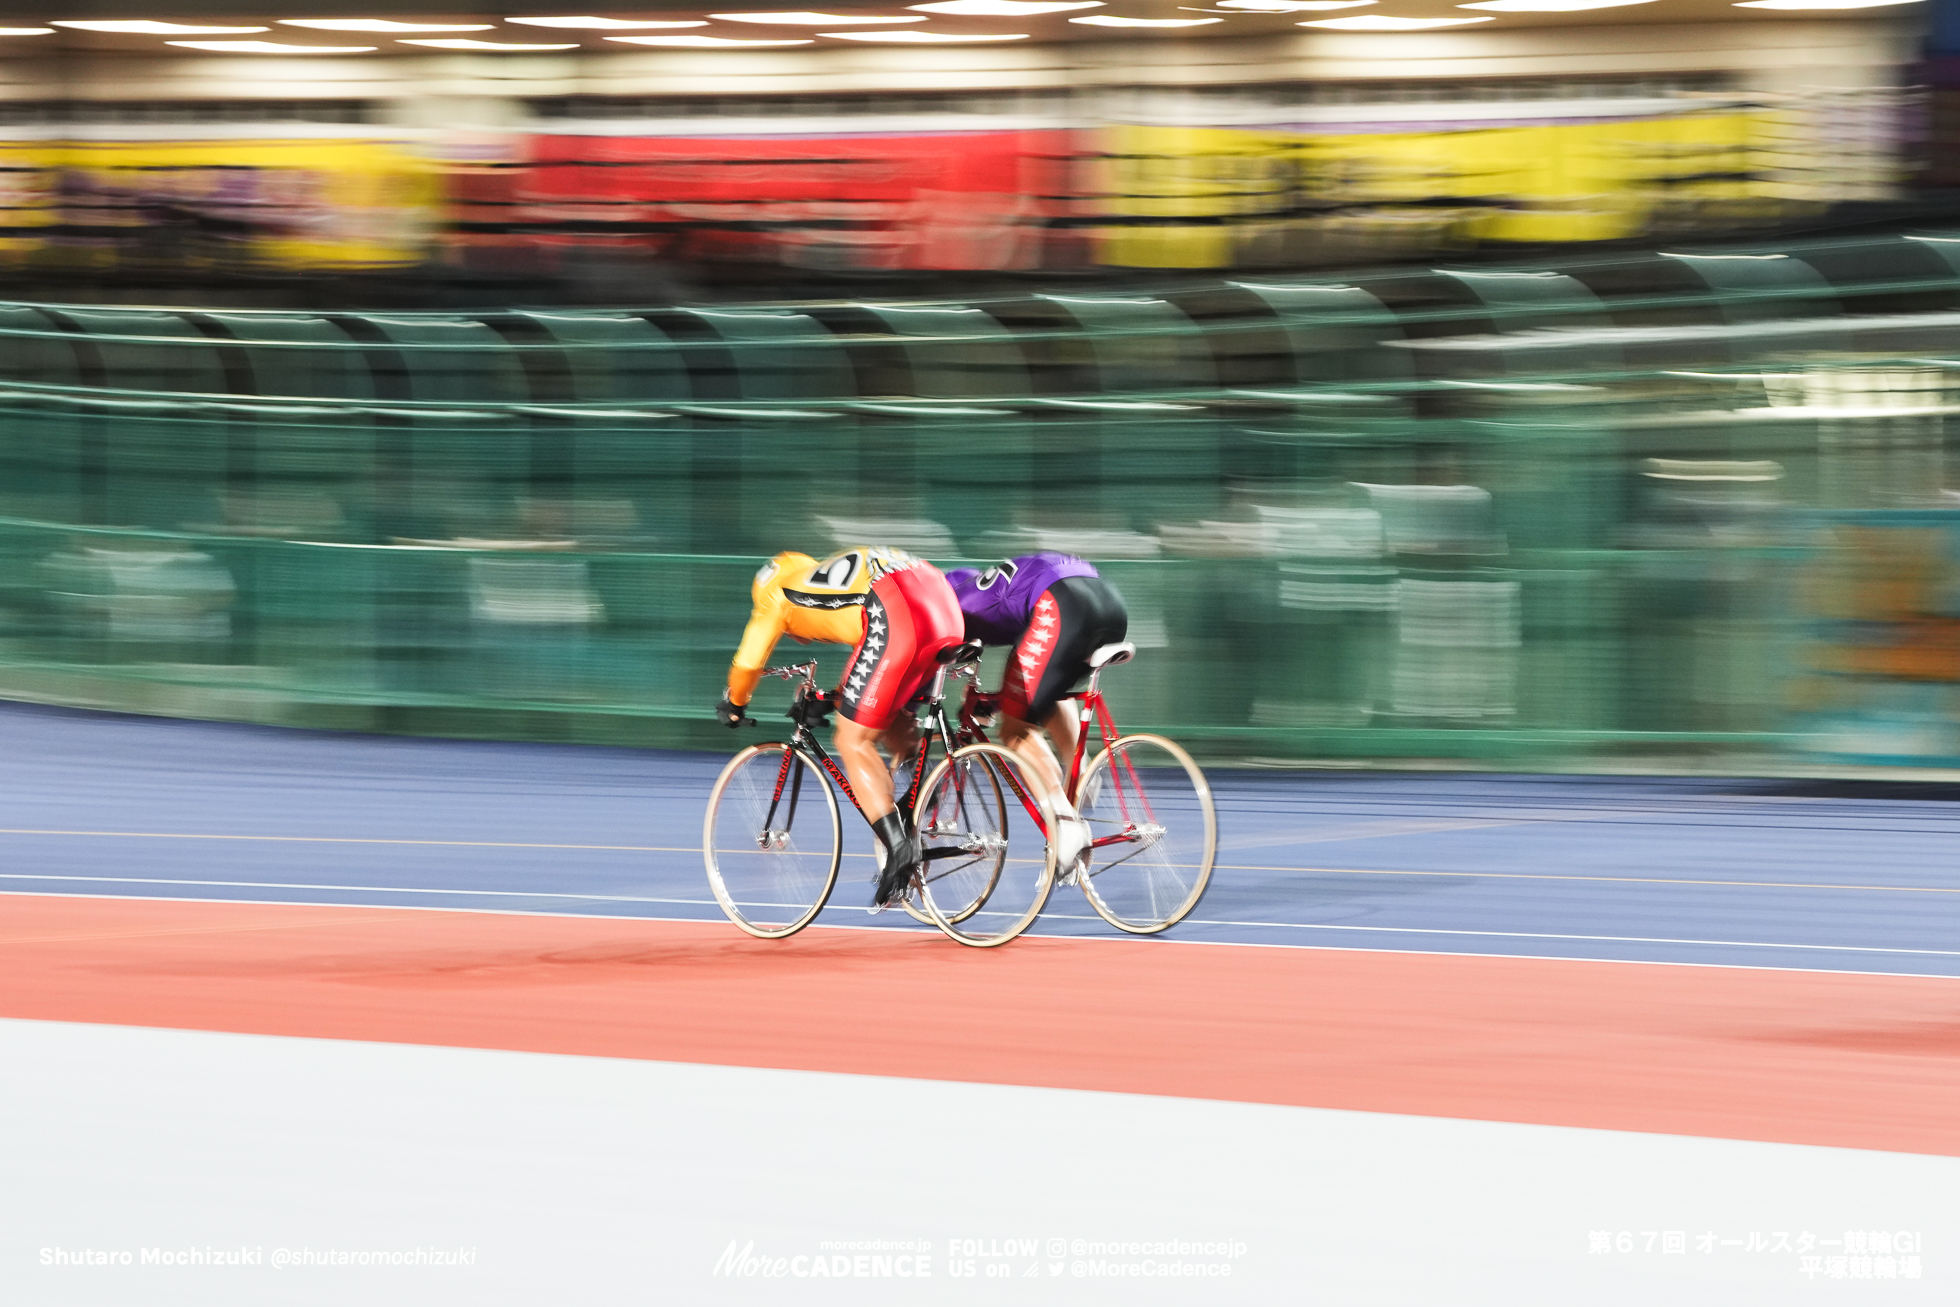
[1017,598,1058,677]
[847,604,887,696]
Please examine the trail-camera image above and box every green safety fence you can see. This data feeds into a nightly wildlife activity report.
[0,366,1931,767]
[0,244,1956,768]
[0,513,1806,762]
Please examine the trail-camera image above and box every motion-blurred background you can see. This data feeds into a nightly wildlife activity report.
[0,0,1957,772]
[0,1,1923,297]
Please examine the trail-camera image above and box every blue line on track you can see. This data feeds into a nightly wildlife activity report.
[1,701,1958,977]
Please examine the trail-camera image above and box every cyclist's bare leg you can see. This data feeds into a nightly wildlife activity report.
[833,718,896,823]
[881,714,921,774]
[998,711,1068,810]
[837,715,926,907]
[1042,703,1081,789]
[1001,708,1087,875]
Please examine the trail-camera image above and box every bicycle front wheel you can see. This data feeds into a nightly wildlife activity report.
[703,741,841,938]
[1076,733,1216,934]
[914,743,1056,948]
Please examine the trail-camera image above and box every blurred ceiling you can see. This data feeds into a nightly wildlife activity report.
[0,0,1927,42]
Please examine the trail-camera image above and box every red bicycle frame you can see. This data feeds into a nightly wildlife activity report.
[956,669,1153,856]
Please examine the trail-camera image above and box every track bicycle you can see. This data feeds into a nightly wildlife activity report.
[953,640,1218,935]
[701,642,1059,948]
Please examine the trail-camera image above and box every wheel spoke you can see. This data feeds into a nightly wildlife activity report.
[915,744,1054,947]
[1075,735,1215,934]
[704,742,841,938]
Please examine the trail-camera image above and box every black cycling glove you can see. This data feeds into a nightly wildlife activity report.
[715,693,747,729]
[788,690,834,729]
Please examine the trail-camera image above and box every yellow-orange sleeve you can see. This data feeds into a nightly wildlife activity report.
[727,602,786,706]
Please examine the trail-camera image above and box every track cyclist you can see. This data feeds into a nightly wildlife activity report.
[716,546,963,910]
[944,553,1129,879]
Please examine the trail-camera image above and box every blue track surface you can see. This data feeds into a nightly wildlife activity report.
[3,702,1958,976]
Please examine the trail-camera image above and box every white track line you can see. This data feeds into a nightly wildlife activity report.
[8,888,1960,980]
[1175,916,1960,958]
[0,827,677,852]
[4,875,1959,961]
[0,871,725,906]
[4,828,1957,894]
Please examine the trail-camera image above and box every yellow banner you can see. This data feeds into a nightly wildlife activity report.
[0,136,439,271]
[1095,110,1776,268]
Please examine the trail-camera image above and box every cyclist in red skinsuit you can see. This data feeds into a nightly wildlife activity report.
[716,546,963,907]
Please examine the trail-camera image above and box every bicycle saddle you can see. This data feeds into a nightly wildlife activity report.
[1087,641,1135,669]
[937,640,985,667]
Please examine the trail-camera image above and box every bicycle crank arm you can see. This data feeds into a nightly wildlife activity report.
[921,837,1009,860]
[1091,824,1165,849]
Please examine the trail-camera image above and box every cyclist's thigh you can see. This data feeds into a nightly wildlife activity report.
[838,565,962,730]
[1019,576,1129,722]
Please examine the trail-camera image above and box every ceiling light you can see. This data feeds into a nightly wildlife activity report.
[1460,0,1652,9]
[398,37,580,48]
[910,0,1103,13]
[1213,0,1371,8]
[0,26,52,34]
[605,33,815,44]
[821,27,1032,37]
[55,20,269,33]
[1734,0,1916,7]
[506,15,710,27]
[281,19,495,31]
[1073,13,1222,21]
[712,9,928,20]
[1300,12,1492,24]
[165,39,375,51]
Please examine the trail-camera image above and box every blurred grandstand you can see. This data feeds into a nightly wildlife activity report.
[0,1,1931,301]
[0,1,1954,774]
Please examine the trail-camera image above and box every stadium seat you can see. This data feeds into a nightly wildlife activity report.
[1236,282,1411,394]
[663,309,852,401]
[0,306,81,389]
[849,304,1029,399]
[40,309,228,395]
[1033,294,1216,394]
[338,315,527,405]
[190,313,375,401]
[501,312,690,404]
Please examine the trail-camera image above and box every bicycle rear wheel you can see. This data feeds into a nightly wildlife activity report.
[914,743,1056,948]
[1076,733,1216,934]
[703,741,841,938]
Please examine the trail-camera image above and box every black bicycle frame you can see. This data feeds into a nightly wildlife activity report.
[755,667,1047,862]
[759,682,955,834]
[763,725,858,834]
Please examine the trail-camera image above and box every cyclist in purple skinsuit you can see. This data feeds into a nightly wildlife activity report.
[943,553,1129,875]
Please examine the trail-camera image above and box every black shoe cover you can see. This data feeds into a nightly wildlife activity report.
[871,812,918,908]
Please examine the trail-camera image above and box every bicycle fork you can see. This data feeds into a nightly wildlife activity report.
[757,746,805,850]
[760,732,860,849]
